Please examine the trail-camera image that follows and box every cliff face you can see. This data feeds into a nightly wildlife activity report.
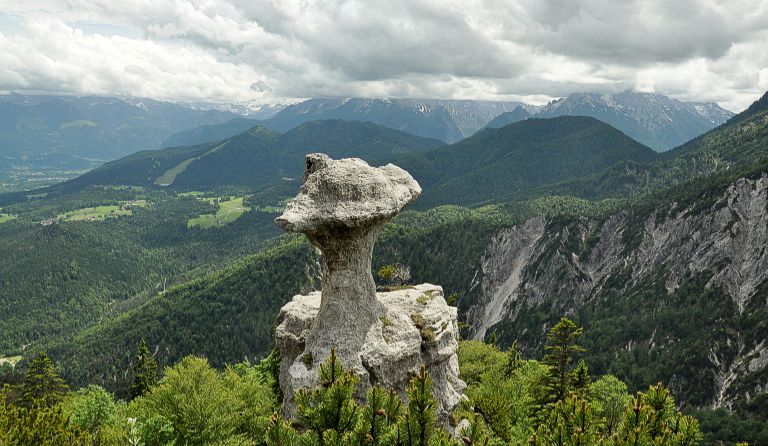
[466,174,768,414]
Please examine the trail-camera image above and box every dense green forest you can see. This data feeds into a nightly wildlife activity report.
[0,185,285,352]
[3,319,735,445]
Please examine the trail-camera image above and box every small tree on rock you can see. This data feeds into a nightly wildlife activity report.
[392,263,412,286]
[377,265,396,285]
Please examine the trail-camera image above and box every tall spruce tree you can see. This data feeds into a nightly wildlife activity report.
[129,338,158,400]
[19,352,68,408]
[542,318,585,405]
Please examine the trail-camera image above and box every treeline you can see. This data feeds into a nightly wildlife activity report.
[2,318,735,445]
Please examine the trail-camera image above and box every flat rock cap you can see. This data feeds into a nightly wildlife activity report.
[275,153,421,233]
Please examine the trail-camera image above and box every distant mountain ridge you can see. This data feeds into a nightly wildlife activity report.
[485,105,532,128]
[166,93,731,150]
[259,98,535,143]
[160,118,258,148]
[537,91,734,151]
[0,93,239,170]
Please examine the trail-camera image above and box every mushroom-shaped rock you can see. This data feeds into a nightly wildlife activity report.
[275,153,421,234]
[274,154,464,421]
[275,154,420,369]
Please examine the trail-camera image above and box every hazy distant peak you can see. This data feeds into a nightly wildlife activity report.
[536,91,734,151]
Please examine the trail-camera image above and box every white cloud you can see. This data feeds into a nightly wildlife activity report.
[0,0,766,110]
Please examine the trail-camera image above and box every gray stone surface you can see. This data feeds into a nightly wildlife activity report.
[273,154,463,419]
[276,284,465,420]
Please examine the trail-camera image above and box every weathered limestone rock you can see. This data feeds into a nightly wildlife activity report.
[275,284,465,420]
[274,154,464,419]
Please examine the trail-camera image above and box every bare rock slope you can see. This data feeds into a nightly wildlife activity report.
[466,174,768,413]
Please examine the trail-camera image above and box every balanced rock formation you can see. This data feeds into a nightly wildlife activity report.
[274,154,465,419]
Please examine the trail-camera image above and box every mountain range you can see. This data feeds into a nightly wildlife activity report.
[0,93,239,170]
[537,91,734,151]
[255,97,534,143]
[45,89,767,415]
[163,92,733,152]
[1,89,766,436]
[0,91,733,184]
[10,116,656,210]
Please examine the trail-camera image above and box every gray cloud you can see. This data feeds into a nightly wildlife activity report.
[0,0,765,111]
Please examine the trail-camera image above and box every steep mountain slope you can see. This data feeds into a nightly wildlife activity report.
[0,94,239,169]
[468,163,768,417]
[261,98,533,142]
[485,105,531,128]
[537,91,734,151]
[398,116,657,208]
[50,238,318,396]
[161,118,259,147]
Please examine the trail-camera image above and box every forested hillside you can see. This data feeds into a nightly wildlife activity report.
[398,116,657,208]
[0,185,286,354]
[529,91,768,202]
[0,120,443,205]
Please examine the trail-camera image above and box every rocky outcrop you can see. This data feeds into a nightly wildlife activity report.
[274,153,463,419]
[275,153,421,370]
[276,284,465,419]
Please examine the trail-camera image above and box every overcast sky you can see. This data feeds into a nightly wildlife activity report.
[0,0,766,111]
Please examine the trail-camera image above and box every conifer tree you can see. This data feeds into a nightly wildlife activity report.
[505,341,523,377]
[398,366,437,446]
[353,385,401,446]
[19,352,68,409]
[295,349,359,446]
[130,338,158,400]
[612,384,703,446]
[0,403,92,445]
[542,318,585,404]
[569,360,591,398]
[266,413,298,446]
[537,395,598,446]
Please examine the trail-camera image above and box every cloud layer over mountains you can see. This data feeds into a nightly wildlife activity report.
[0,0,766,111]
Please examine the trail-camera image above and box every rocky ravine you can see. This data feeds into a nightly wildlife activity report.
[466,174,768,413]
